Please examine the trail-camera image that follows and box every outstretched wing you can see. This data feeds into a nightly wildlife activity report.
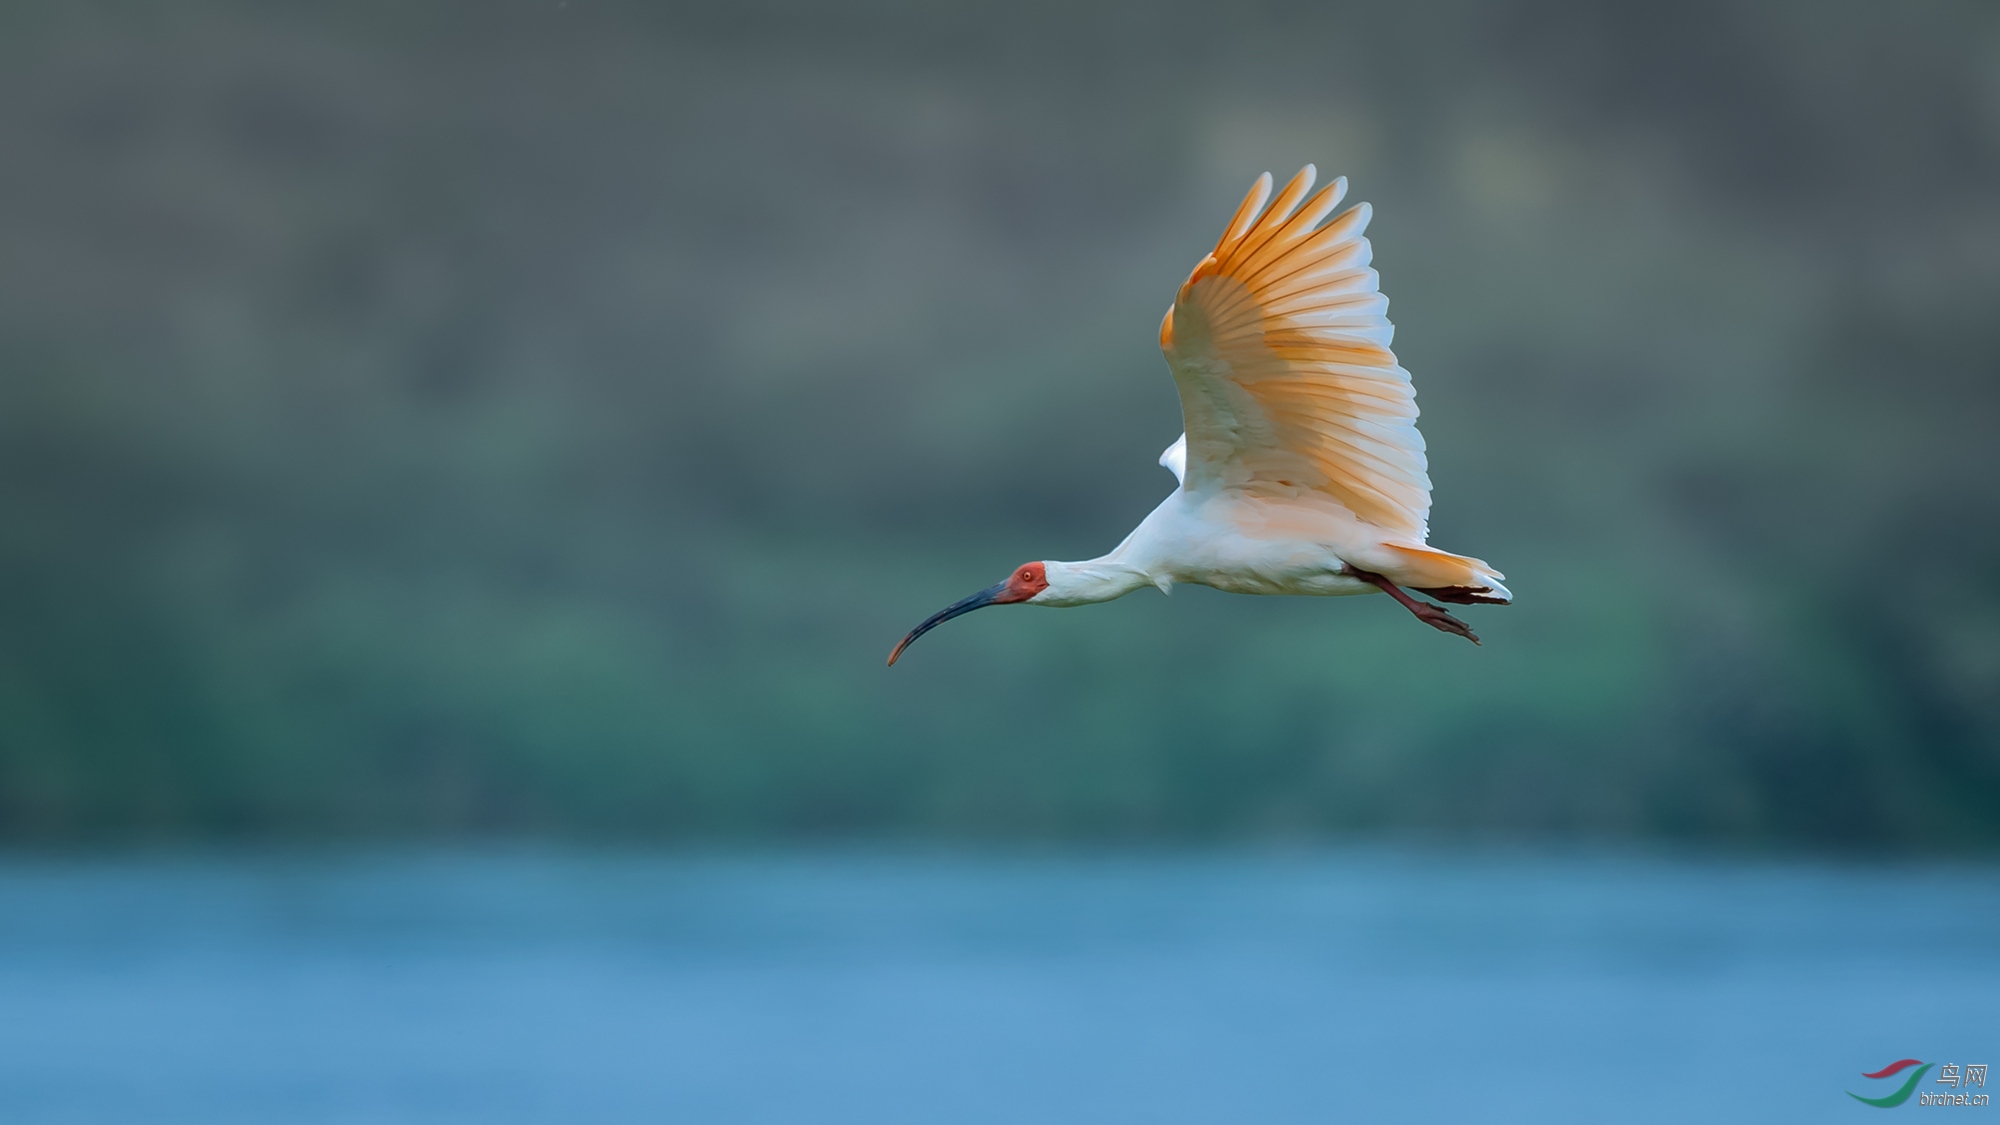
[1159,166,1431,539]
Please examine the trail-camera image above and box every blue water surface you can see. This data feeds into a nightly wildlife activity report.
[0,849,1993,1123]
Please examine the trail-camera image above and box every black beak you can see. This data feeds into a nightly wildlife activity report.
[887,581,1008,666]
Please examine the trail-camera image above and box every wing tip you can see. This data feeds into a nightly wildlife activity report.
[1286,164,1317,202]
[1219,172,1275,251]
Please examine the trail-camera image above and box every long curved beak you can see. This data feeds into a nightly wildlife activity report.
[887,581,1009,666]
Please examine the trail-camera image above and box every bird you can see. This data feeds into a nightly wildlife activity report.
[888,165,1509,666]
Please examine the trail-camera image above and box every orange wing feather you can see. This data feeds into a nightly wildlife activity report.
[1161,167,1431,539]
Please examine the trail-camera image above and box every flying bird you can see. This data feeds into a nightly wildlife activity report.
[889,166,1509,666]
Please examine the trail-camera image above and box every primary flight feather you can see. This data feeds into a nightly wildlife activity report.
[890,166,1509,665]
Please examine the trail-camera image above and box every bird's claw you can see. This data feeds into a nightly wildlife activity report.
[1413,602,1480,645]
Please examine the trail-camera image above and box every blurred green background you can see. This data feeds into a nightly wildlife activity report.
[0,0,1995,849]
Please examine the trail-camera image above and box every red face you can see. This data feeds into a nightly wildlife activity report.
[996,562,1050,604]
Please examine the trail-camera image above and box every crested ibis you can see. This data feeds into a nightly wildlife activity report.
[890,166,1509,666]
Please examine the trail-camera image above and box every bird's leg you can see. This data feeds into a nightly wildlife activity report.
[1344,566,1481,645]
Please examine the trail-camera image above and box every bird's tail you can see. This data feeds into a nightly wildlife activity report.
[1381,544,1511,603]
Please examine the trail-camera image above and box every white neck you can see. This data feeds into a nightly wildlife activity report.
[1034,555,1156,607]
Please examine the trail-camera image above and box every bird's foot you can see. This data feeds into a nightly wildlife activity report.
[1410,600,1480,644]
[1345,566,1483,645]
[1414,585,1508,606]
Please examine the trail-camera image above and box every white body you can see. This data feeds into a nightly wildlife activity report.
[1034,478,1507,607]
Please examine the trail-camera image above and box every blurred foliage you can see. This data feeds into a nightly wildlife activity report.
[0,0,1996,848]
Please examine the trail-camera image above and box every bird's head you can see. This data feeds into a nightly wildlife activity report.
[887,561,1050,666]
